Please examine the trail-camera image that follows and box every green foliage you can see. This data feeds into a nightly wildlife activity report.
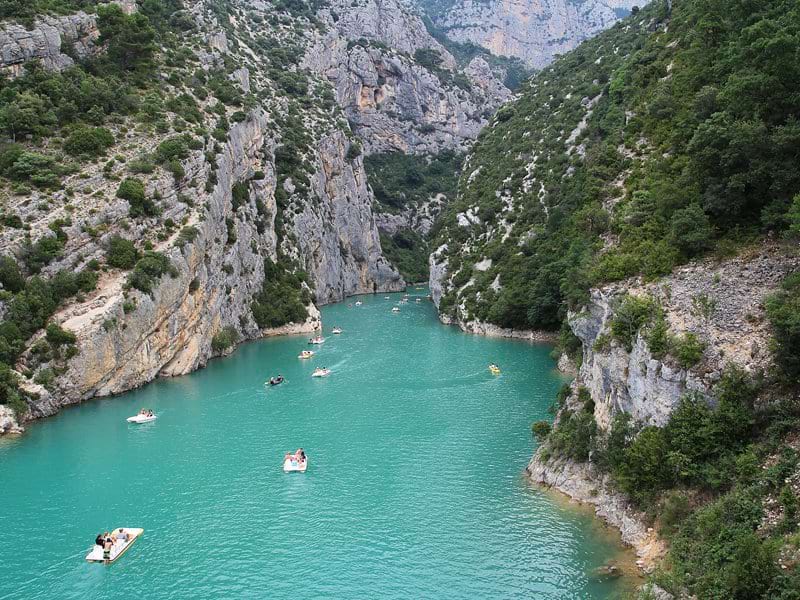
[433,0,800,331]
[531,420,551,443]
[547,408,597,461]
[63,126,114,157]
[0,362,27,418]
[96,4,157,74]
[364,151,463,211]
[126,251,177,294]
[672,332,705,369]
[610,294,655,351]
[250,258,310,329]
[117,177,156,217]
[175,226,199,248]
[0,255,25,293]
[379,230,429,283]
[22,235,64,273]
[211,326,239,353]
[45,322,76,347]
[765,271,800,384]
[106,235,139,269]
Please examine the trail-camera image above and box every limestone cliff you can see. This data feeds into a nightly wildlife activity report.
[417,0,640,68]
[305,0,511,154]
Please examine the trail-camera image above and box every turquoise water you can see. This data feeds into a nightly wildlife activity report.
[0,292,631,599]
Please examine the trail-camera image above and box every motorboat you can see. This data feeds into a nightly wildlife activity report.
[332,327,343,334]
[391,307,400,313]
[298,350,314,359]
[283,455,308,473]
[489,364,501,375]
[309,336,325,345]
[312,368,331,378]
[86,528,144,563]
[127,412,156,424]
[268,376,284,386]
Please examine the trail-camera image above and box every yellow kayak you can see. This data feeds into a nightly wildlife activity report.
[489,365,501,374]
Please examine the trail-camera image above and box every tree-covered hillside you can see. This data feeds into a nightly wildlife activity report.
[433,0,800,332]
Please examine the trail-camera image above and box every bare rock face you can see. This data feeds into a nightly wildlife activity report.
[306,0,511,154]
[0,12,101,78]
[0,405,24,434]
[571,245,799,428]
[292,132,405,304]
[426,0,640,69]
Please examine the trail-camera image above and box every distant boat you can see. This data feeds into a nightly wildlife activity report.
[85,528,143,564]
[415,298,421,303]
[268,376,284,386]
[355,300,363,306]
[127,412,156,424]
[283,456,307,473]
[298,350,314,359]
[332,327,343,334]
[489,364,501,375]
[312,368,331,378]
[392,307,400,313]
[309,336,325,345]
[384,296,390,299]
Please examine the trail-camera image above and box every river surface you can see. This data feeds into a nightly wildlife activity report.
[0,291,633,599]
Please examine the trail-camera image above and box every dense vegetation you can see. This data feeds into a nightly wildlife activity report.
[434,0,800,331]
[365,151,462,281]
[250,258,312,329]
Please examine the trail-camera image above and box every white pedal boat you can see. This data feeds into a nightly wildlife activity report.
[312,368,331,378]
[283,457,308,473]
[391,307,400,313]
[355,300,362,306]
[332,327,342,334]
[298,350,315,359]
[86,528,143,563]
[309,336,325,345]
[127,414,157,424]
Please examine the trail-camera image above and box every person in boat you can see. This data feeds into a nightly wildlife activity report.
[295,448,306,463]
[95,533,105,547]
[103,535,114,562]
[116,528,129,542]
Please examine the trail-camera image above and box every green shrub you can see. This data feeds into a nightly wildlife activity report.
[531,420,551,442]
[250,258,310,329]
[106,235,139,269]
[126,251,177,294]
[211,326,239,353]
[22,235,64,274]
[45,323,76,347]
[175,226,199,248]
[610,294,655,351]
[117,177,156,217]
[765,271,800,383]
[673,332,705,369]
[63,126,114,157]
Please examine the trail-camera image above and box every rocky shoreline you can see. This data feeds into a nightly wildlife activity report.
[526,452,666,573]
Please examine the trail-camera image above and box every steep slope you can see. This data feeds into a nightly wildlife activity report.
[426,0,800,595]
[414,0,640,68]
[0,0,411,431]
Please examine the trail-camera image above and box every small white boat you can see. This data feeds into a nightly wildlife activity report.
[283,457,308,473]
[309,336,325,345]
[392,307,400,313]
[355,300,362,306]
[86,528,144,563]
[384,296,390,299]
[416,298,422,303]
[312,368,331,378]
[400,299,408,304]
[332,327,342,334]
[298,350,315,359]
[126,413,156,424]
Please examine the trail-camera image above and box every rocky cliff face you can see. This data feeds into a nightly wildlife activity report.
[527,245,799,568]
[0,0,409,433]
[0,12,101,78]
[419,0,640,68]
[305,0,511,154]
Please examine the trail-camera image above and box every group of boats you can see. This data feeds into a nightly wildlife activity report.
[104,291,497,565]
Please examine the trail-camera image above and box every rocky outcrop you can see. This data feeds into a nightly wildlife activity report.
[292,132,404,303]
[0,12,101,78]
[0,405,23,434]
[375,193,446,236]
[306,0,511,154]
[527,454,666,571]
[572,245,799,428]
[423,0,640,68]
